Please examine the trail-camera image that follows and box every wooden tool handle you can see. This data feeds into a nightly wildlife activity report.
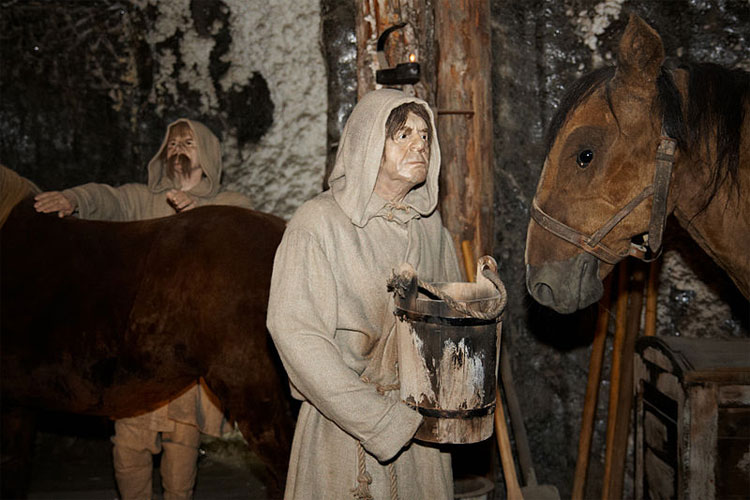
[495,385,524,500]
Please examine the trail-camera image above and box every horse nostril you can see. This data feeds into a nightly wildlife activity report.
[533,282,555,305]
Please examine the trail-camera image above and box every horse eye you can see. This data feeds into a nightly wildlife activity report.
[577,149,594,168]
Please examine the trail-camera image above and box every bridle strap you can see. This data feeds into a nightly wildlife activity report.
[530,134,677,265]
[648,136,677,251]
[531,190,652,264]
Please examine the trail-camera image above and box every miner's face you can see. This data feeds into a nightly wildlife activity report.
[379,112,430,191]
[166,127,200,175]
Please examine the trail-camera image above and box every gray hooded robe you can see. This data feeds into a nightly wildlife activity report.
[61,118,251,436]
[62,118,250,221]
[267,89,461,499]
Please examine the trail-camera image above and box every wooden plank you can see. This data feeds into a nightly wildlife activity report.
[435,0,494,263]
[685,369,750,385]
[716,406,750,497]
[687,384,718,500]
[718,385,750,406]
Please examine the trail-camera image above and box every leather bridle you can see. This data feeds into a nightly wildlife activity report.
[530,135,677,265]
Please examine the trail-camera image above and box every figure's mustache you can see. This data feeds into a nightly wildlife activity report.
[169,153,191,173]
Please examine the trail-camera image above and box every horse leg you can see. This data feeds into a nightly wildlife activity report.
[234,410,293,497]
[1,406,37,498]
[204,367,294,498]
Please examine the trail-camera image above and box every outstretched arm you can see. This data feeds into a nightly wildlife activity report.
[34,191,77,217]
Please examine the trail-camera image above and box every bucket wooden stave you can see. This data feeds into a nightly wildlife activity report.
[393,256,505,444]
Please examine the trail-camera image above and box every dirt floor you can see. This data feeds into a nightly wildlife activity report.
[24,414,272,500]
[22,413,500,500]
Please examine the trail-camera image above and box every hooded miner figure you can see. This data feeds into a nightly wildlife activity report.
[34,118,252,500]
[267,89,461,499]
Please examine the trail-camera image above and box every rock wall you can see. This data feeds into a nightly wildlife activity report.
[0,0,326,220]
[491,1,748,498]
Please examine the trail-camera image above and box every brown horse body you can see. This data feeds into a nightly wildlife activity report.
[525,15,749,313]
[1,178,293,495]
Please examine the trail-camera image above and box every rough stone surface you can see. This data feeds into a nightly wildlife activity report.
[320,0,357,189]
[0,0,326,220]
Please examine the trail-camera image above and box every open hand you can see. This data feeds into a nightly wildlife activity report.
[34,191,76,217]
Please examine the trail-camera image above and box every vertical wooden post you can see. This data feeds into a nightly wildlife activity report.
[355,1,493,278]
[572,274,613,500]
[644,259,660,336]
[602,260,630,499]
[435,0,494,273]
[606,261,647,499]
[354,1,435,103]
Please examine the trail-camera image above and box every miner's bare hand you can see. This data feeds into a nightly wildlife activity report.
[34,191,77,217]
[166,189,197,212]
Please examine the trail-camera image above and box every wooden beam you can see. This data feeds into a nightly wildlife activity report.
[354,0,435,102]
[435,0,494,267]
[355,1,493,276]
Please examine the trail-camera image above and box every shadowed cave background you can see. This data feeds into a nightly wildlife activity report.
[1,0,748,498]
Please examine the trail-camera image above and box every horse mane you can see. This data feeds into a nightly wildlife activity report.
[545,62,748,207]
[669,62,749,204]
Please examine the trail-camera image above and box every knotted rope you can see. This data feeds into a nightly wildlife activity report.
[388,462,399,500]
[351,441,401,500]
[352,382,401,500]
[352,442,374,500]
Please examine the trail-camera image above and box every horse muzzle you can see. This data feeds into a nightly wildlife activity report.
[526,252,603,314]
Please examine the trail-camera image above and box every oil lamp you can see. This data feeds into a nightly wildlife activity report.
[375,23,420,86]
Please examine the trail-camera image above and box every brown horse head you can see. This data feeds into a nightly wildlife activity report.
[526,15,668,313]
[526,14,750,313]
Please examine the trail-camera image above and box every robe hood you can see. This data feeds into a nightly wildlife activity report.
[328,89,441,227]
[147,118,222,198]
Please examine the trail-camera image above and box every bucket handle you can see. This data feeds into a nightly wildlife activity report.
[388,255,507,320]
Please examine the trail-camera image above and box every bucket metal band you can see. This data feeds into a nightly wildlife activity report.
[395,309,499,327]
[405,401,496,419]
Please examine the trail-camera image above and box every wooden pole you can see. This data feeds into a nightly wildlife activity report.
[606,261,647,499]
[571,273,613,500]
[495,384,524,500]
[435,0,494,276]
[461,239,476,282]
[644,259,660,336]
[601,260,629,500]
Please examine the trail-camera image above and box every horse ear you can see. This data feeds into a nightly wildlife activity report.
[614,14,665,89]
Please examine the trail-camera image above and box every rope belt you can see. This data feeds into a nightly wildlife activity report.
[352,382,401,500]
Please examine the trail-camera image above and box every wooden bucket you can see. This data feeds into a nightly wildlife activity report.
[392,256,506,444]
